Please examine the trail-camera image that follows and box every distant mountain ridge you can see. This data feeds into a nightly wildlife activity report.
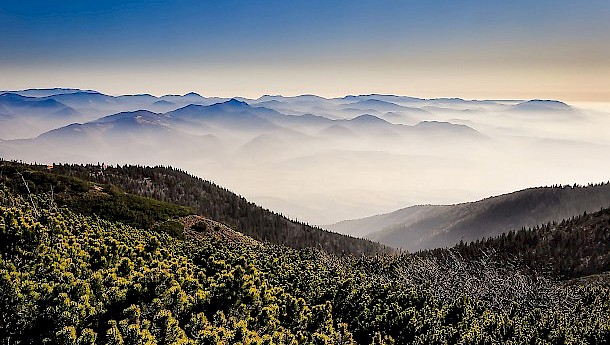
[327,183,610,251]
[1,94,487,166]
[0,93,81,139]
[511,99,572,112]
[1,88,100,97]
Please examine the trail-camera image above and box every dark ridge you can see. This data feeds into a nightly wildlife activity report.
[2,160,391,256]
[422,204,610,279]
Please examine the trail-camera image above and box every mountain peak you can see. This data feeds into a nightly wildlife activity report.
[524,99,570,107]
[184,92,203,97]
[511,99,572,112]
[350,114,389,124]
[0,92,25,99]
[93,109,160,124]
[218,98,249,107]
[353,99,391,105]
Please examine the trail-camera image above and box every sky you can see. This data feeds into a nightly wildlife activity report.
[1,0,609,101]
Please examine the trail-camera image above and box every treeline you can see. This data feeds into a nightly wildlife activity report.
[423,207,610,278]
[41,162,390,255]
[544,182,610,189]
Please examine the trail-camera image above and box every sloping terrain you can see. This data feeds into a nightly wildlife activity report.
[425,206,610,278]
[0,161,389,255]
[328,183,610,251]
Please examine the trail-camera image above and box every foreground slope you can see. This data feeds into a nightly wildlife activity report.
[0,190,352,343]
[329,184,610,251]
[2,186,610,344]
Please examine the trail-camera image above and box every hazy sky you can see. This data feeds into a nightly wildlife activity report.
[1,0,609,100]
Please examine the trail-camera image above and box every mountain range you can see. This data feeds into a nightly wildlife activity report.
[1,88,608,227]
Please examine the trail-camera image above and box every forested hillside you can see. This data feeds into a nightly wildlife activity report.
[2,186,610,344]
[0,161,389,256]
[0,162,193,231]
[425,207,610,278]
[330,183,610,251]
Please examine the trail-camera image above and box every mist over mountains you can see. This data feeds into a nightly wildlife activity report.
[1,88,610,229]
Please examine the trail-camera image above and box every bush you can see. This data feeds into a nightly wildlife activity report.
[154,219,185,239]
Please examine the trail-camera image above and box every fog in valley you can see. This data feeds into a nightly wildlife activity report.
[1,89,610,226]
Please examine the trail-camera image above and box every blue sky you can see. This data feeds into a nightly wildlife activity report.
[1,0,609,100]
